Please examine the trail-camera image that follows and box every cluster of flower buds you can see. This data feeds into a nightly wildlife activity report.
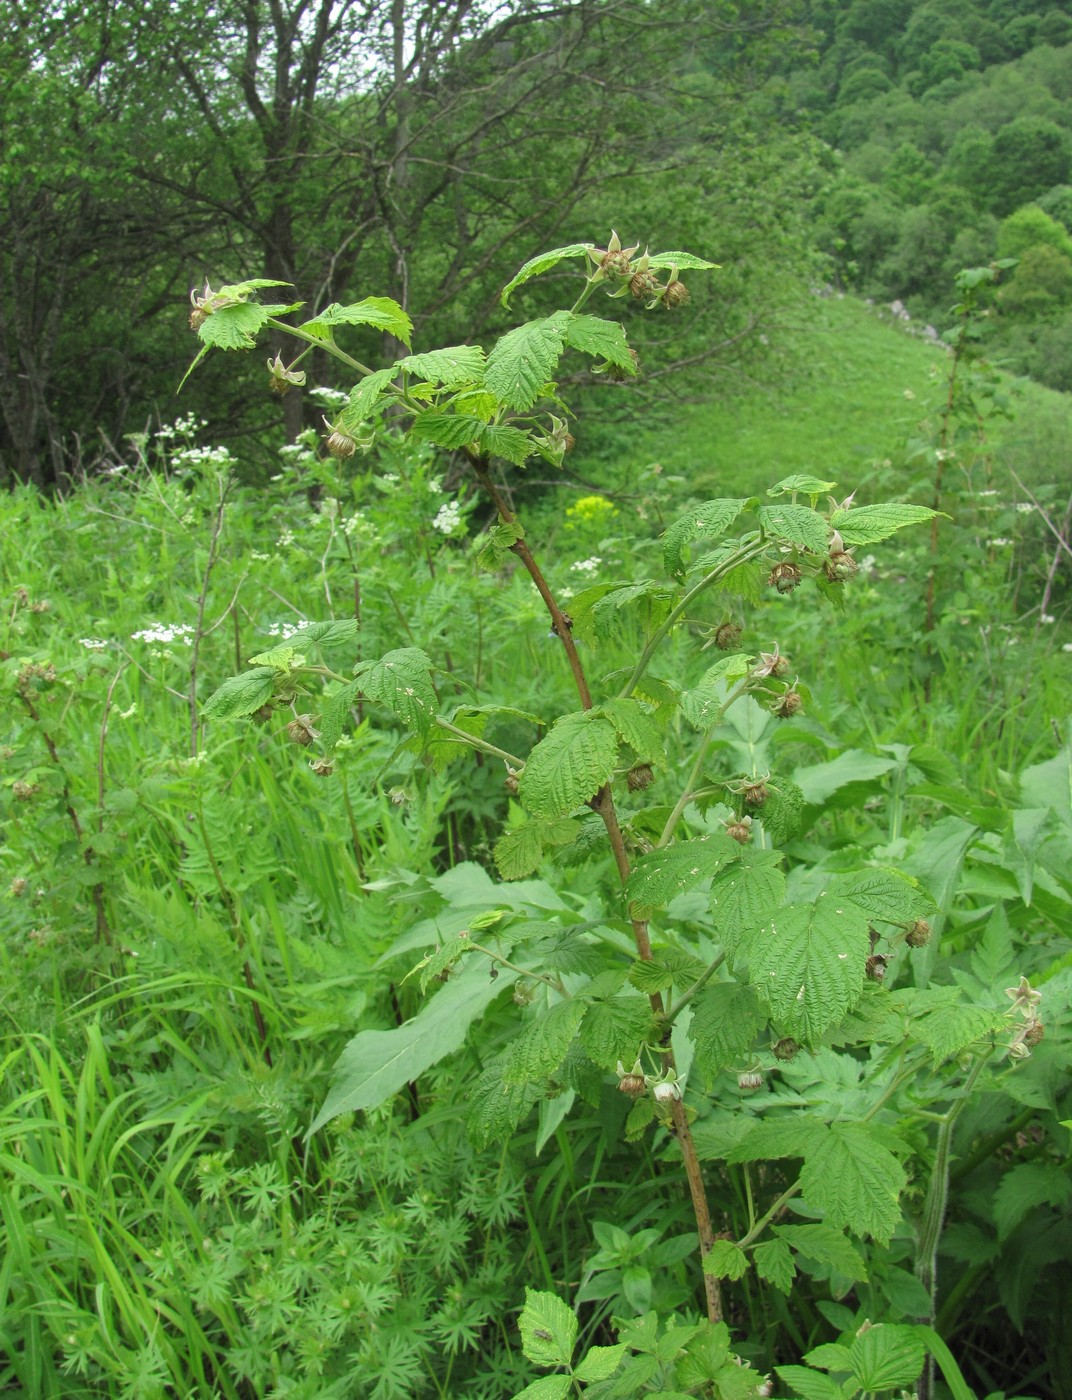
[188,280,243,330]
[1005,976,1044,1059]
[267,353,306,397]
[615,1059,685,1104]
[322,415,375,460]
[585,233,691,312]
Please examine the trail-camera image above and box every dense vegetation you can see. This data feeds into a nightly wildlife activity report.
[2,3,1072,1400]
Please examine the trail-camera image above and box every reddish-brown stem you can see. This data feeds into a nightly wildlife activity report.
[468,449,722,1321]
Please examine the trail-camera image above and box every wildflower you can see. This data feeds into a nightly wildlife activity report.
[1015,502,1034,514]
[79,638,109,650]
[267,353,306,396]
[1004,977,1042,1017]
[754,646,791,679]
[570,556,602,576]
[586,231,640,279]
[1041,614,1055,625]
[432,501,464,536]
[989,538,1012,548]
[131,623,195,646]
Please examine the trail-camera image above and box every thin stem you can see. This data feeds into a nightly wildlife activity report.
[467,943,566,996]
[434,718,525,769]
[189,471,232,757]
[656,677,753,848]
[664,953,725,1025]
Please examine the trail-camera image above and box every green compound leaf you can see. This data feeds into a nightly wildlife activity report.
[510,1376,572,1400]
[625,836,741,919]
[298,619,361,647]
[679,654,754,730]
[563,314,636,373]
[773,1223,868,1282]
[352,647,438,736]
[662,499,748,577]
[757,502,831,554]
[199,299,294,350]
[319,679,361,752]
[303,296,413,347]
[475,519,525,572]
[598,698,665,764]
[799,1122,907,1244]
[202,667,277,720]
[246,644,299,670]
[480,422,535,465]
[340,366,398,427]
[485,312,570,411]
[580,995,655,1071]
[690,982,765,1081]
[754,1238,796,1293]
[408,410,486,451]
[573,1343,628,1383]
[397,345,486,389]
[828,502,937,545]
[827,867,937,924]
[501,243,594,306]
[850,1324,927,1391]
[519,712,619,818]
[751,896,871,1045]
[702,1239,749,1280]
[467,1058,542,1148]
[767,474,838,497]
[494,817,580,881]
[774,1364,845,1400]
[502,998,589,1085]
[708,849,787,956]
[519,1288,578,1368]
[911,998,1004,1067]
[726,1116,827,1163]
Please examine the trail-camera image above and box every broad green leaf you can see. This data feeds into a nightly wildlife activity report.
[519,713,619,818]
[485,313,569,411]
[754,1238,796,1293]
[751,897,871,1044]
[679,654,753,730]
[563,314,636,373]
[467,1058,542,1148]
[598,698,664,763]
[353,647,437,736]
[850,1325,927,1391]
[580,995,655,1070]
[627,948,706,995]
[773,1367,844,1400]
[1019,743,1072,824]
[828,502,937,545]
[768,474,838,497]
[690,982,765,1081]
[408,410,485,451]
[480,422,535,465]
[571,579,675,644]
[726,1116,827,1163]
[510,1376,572,1400]
[827,868,937,924]
[702,1239,749,1280]
[992,1162,1072,1240]
[246,644,299,669]
[494,817,580,881]
[793,749,898,804]
[199,300,290,350]
[202,667,276,720]
[799,1122,907,1243]
[573,1343,628,1383]
[708,848,787,952]
[340,366,398,426]
[773,1224,868,1282]
[319,679,361,752]
[758,780,806,845]
[912,999,1003,1066]
[397,345,486,388]
[303,296,412,347]
[757,503,830,554]
[519,1288,577,1367]
[646,251,720,271]
[502,999,589,1085]
[299,619,361,646]
[501,243,593,306]
[802,1343,854,1372]
[662,499,747,577]
[311,956,515,1131]
[625,837,741,919]
[475,520,525,571]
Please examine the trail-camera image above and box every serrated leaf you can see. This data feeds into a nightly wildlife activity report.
[519,713,619,818]
[850,1324,927,1390]
[501,243,594,306]
[768,474,838,497]
[574,1344,628,1383]
[397,345,486,388]
[304,296,412,347]
[202,667,276,720]
[775,1223,868,1281]
[320,679,360,752]
[774,1366,845,1400]
[702,1240,749,1280]
[803,1342,855,1371]
[828,503,937,545]
[340,366,398,427]
[690,982,765,1081]
[992,1162,1072,1240]
[475,519,525,571]
[299,619,361,646]
[827,867,936,924]
[754,1238,796,1293]
[510,1376,572,1400]
[467,1058,542,1148]
[409,934,475,993]
[708,849,786,955]
[485,313,569,411]
[199,300,279,350]
[662,499,747,577]
[519,1289,577,1367]
[912,1000,1003,1066]
[353,647,437,736]
[757,503,830,554]
[598,698,664,764]
[752,898,871,1044]
[246,644,299,669]
[625,837,741,919]
[628,948,706,994]
[494,817,580,881]
[758,780,806,845]
[800,1122,906,1243]
[563,314,636,373]
[311,957,515,1131]
[679,655,753,729]
[502,999,588,1085]
[646,251,720,271]
[480,422,535,465]
[580,996,655,1070]
[408,410,486,451]
[726,1116,827,1163]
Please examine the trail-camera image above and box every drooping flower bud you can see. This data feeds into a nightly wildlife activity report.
[714,621,742,651]
[616,1059,647,1097]
[772,1037,800,1062]
[824,551,858,582]
[770,688,804,719]
[725,816,752,845]
[738,1070,764,1092]
[287,714,318,747]
[768,562,802,594]
[310,758,334,777]
[322,417,357,461]
[742,780,768,808]
[865,954,889,982]
[662,279,690,309]
[905,919,931,948]
[1024,1020,1045,1047]
[267,352,307,397]
[627,764,654,792]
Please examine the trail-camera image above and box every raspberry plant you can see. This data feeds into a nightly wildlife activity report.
[192,235,1038,1397]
